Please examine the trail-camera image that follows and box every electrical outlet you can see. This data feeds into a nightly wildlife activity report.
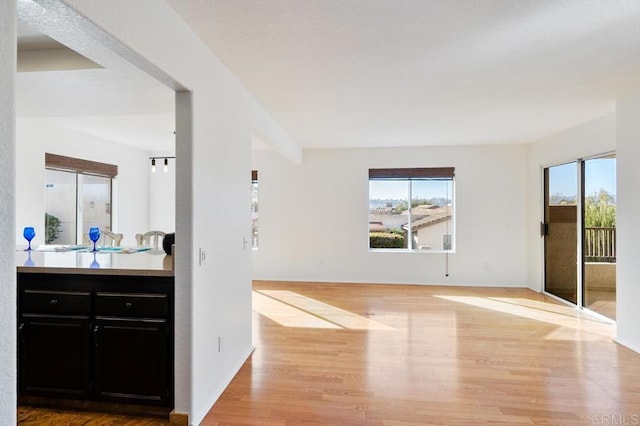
[199,248,206,265]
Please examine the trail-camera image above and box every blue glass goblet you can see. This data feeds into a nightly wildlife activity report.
[23,227,35,251]
[88,227,101,252]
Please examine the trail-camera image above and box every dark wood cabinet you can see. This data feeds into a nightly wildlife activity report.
[94,317,168,404]
[19,289,92,398]
[19,314,91,398]
[17,273,174,411]
[94,292,169,404]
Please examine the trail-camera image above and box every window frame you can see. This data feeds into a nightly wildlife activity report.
[368,167,455,253]
[45,153,116,245]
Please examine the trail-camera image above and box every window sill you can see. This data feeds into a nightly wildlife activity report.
[368,249,455,254]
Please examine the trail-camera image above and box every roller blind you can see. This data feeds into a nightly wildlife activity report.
[45,153,118,178]
[368,167,454,180]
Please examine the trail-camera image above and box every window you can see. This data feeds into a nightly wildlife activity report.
[251,170,259,249]
[45,153,117,245]
[368,167,455,251]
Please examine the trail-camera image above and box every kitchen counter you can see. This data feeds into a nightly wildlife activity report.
[17,248,175,412]
[16,249,173,277]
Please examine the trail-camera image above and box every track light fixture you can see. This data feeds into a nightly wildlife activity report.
[149,156,175,173]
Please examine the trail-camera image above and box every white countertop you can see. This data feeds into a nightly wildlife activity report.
[16,248,174,277]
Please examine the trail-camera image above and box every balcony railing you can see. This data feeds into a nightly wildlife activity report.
[584,227,616,262]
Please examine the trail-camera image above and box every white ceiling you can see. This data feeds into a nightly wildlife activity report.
[17,68,175,150]
[17,18,59,50]
[165,0,640,148]
[16,1,640,152]
[16,20,175,152]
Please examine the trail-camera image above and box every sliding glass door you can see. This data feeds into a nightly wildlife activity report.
[544,162,578,304]
[80,174,112,238]
[582,156,616,319]
[543,155,616,319]
[45,169,112,245]
[45,169,78,245]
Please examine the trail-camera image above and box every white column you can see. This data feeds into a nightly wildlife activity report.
[615,94,640,353]
[0,0,18,422]
[174,90,193,417]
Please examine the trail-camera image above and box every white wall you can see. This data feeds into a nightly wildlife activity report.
[252,144,529,287]
[0,1,17,423]
[616,94,640,353]
[525,114,616,292]
[16,119,152,247]
[52,1,299,423]
[149,155,176,233]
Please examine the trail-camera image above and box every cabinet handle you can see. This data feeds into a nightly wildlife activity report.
[94,325,99,348]
[50,299,58,305]
[19,323,25,345]
[125,302,133,309]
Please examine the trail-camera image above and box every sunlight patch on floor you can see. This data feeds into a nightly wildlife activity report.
[434,295,614,341]
[253,290,394,330]
[252,291,340,329]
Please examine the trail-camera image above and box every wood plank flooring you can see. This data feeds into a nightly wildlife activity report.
[586,289,616,320]
[202,281,640,425]
[17,405,169,425]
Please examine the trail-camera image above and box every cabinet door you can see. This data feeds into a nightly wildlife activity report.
[19,315,91,398]
[94,317,168,405]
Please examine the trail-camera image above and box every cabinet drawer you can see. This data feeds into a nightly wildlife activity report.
[95,293,168,318]
[22,290,91,315]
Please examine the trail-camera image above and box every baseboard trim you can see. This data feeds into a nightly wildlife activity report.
[169,410,189,426]
[614,336,640,354]
[192,345,255,424]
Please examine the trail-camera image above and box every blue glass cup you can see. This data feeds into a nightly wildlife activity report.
[23,227,35,251]
[88,227,101,252]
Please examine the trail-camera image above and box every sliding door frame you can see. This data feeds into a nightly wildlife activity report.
[541,151,616,323]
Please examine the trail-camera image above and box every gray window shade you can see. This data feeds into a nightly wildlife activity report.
[369,167,454,180]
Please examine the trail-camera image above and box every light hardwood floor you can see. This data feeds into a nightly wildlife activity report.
[19,281,639,425]
[586,289,616,320]
[202,281,640,425]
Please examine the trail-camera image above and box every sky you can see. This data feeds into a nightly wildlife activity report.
[548,158,616,197]
[369,180,453,200]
